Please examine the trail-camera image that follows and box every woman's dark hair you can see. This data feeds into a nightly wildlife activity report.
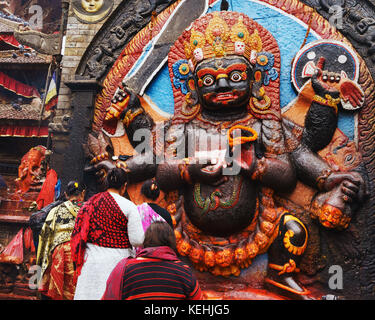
[141,179,160,201]
[106,167,127,190]
[65,181,85,197]
[143,221,177,252]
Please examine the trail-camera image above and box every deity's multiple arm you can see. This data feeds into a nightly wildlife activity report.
[249,119,297,193]
[99,58,366,229]
[102,91,159,183]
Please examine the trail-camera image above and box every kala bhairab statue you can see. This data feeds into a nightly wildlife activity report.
[90,10,368,299]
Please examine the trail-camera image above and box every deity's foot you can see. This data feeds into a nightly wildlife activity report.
[264,270,314,300]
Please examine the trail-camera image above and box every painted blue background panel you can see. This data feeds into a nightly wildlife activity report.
[144,0,354,139]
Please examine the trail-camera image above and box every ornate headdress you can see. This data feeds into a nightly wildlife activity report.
[168,11,281,123]
[184,12,263,70]
[168,11,280,123]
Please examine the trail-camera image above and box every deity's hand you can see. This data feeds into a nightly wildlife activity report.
[230,142,256,178]
[84,159,117,184]
[323,171,367,203]
[311,57,364,109]
[105,89,141,122]
[187,161,224,185]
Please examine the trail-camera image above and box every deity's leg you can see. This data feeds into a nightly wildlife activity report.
[265,214,311,299]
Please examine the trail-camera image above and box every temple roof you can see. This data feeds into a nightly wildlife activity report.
[0,16,20,34]
[0,103,42,120]
[0,12,29,28]
[0,21,13,33]
[0,50,51,64]
[0,18,51,65]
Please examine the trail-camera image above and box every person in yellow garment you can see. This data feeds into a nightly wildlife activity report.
[36,181,86,300]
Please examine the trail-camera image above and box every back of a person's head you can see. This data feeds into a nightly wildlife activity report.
[106,168,127,190]
[143,221,177,252]
[141,179,160,201]
[65,181,85,198]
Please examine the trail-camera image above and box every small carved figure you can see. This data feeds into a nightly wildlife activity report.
[15,146,47,194]
[86,47,112,79]
[302,57,364,152]
[71,0,114,24]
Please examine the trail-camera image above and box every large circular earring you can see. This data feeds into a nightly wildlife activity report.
[250,95,271,110]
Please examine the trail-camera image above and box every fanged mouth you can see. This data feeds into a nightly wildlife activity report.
[213,93,237,102]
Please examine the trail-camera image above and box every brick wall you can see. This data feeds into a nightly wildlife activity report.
[52,0,123,126]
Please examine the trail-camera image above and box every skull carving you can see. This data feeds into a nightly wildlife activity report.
[235,41,246,55]
[193,48,204,62]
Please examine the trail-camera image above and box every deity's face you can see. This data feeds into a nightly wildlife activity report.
[194,56,252,114]
[81,0,103,13]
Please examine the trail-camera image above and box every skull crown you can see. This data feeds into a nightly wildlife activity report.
[183,12,263,70]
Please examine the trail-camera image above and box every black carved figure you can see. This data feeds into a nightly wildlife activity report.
[86,11,367,300]
[302,58,340,152]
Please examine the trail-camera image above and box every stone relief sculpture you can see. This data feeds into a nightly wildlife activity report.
[76,0,177,80]
[14,26,61,56]
[70,0,375,299]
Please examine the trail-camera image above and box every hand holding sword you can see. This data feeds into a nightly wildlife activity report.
[105,87,133,121]
[102,0,209,121]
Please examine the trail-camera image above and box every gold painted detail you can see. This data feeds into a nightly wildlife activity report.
[269,259,300,275]
[185,12,263,68]
[282,216,308,256]
[122,108,144,127]
[81,0,103,13]
[312,94,340,114]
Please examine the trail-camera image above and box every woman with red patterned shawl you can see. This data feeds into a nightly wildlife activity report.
[37,181,85,300]
[71,168,144,300]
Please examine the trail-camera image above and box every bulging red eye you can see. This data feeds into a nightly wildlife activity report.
[230,71,242,82]
[202,75,215,86]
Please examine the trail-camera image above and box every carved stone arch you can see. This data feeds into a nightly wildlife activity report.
[52,0,180,195]
[75,0,179,82]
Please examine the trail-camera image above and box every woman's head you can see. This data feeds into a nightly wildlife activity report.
[106,168,127,191]
[65,181,86,201]
[141,179,160,201]
[143,221,177,252]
